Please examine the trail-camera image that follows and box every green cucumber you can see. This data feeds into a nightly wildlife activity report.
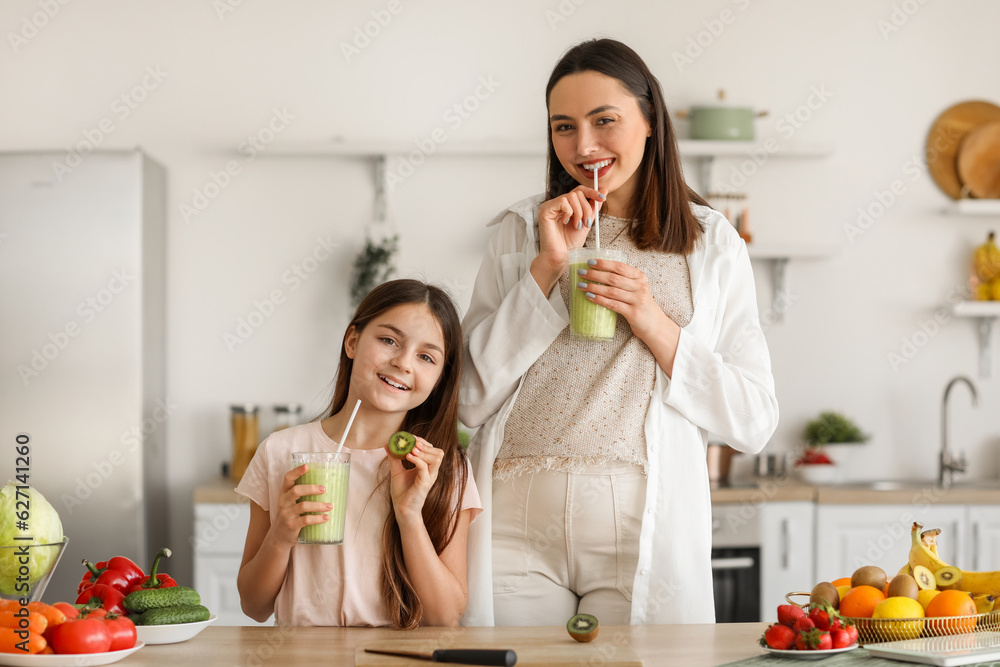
[133,604,210,626]
[124,586,201,613]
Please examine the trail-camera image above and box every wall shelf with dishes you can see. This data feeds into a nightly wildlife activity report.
[952,301,1000,379]
[261,138,837,321]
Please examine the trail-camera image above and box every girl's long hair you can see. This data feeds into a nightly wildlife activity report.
[319,279,467,629]
[545,38,707,255]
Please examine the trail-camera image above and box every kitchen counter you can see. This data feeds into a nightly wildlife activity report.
[118,623,768,666]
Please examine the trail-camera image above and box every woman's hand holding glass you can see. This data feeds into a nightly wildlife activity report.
[576,258,678,345]
[531,185,606,295]
[388,437,444,527]
[271,464,333,545]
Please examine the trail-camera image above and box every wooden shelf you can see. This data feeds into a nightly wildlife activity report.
[952,301,1000,378]
[945,200,1000,216]
[677,140,835,158]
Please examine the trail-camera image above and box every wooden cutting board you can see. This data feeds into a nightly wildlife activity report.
[958,120,1000,199]
[355,632,644,666]
[926,100,1000,199]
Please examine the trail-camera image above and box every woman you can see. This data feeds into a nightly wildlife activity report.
[459,39,778,626]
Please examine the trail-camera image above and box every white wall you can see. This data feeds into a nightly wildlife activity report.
[3,0,998,589]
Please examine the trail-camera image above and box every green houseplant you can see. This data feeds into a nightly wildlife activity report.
[349,235,398,309]
[796,412,869,484]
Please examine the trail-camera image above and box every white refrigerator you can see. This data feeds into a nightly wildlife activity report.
[0,150,169,600]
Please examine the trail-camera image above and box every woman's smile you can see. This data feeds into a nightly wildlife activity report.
[579,157,615,180]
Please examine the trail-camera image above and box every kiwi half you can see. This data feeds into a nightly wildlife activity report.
[912,565,936,591]
[387,431,416,459]
[935,566,962,590]
[567,613,599,643]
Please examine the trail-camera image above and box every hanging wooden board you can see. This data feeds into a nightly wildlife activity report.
[926,100,1000,200]
[958,120,1000,199]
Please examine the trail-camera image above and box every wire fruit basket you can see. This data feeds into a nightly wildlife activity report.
[786,592,1000,644]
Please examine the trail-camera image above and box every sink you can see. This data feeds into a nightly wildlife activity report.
[838,479,1000,491]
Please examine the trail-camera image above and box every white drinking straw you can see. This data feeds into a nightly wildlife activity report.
[334,399,361,454]
[593,168,601,249]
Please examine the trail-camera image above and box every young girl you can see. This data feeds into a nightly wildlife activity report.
[237,279,481,628]
[460,39,778,626]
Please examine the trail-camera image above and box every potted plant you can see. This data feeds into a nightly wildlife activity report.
[796,412,869,485]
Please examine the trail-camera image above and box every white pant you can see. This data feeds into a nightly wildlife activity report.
[491,461,646,626]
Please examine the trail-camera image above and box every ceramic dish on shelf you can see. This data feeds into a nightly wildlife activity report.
[134,614,217,645]
[762,644,858,660]
[0,642,143,667]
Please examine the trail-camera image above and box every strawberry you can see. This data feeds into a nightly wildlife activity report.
[841,623,859,645]
[761,623,796,650]
[795,628,832,651]
[808,605,841,631]
[831,629,853,649]
[777,604,806,627]
[793,617,815,633]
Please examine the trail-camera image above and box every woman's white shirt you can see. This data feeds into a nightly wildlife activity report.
[458,194,778,625]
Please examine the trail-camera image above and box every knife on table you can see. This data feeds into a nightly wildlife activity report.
[363,648,517,666]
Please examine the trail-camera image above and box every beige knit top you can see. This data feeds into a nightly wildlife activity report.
[495,214,694,480]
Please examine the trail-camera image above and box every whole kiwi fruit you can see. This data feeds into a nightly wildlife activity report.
[851,565,887,591]
[886,574,920,600]
[810,581,840,610]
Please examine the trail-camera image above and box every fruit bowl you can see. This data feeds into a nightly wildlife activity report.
[0,537,68,602]
[134,614,217,645]
[786,592,1000,644]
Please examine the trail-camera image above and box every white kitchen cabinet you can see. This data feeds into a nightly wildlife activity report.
[968,507,1000,572]
[193,502,271,626]
[760,502,815,619]
[815,504,966,581]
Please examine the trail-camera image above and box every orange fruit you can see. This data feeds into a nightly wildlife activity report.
[832,577,852,588]
[924,590,977,634]
[840,585,886,618]
[883,582,890,597]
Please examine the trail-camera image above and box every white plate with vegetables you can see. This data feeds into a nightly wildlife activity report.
[134,615,216,645]
[0,643,144,667]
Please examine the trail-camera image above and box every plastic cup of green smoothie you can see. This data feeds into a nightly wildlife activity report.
[292,452,351,545]
[569,248,626,341]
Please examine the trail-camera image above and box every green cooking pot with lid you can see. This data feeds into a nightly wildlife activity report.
[676,90,768,141]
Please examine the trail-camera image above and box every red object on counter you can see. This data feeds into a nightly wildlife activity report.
[125,548,177,594]
[78,556,145,594]
[76,584,126,616]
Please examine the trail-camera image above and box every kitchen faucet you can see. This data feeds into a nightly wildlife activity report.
[940,376,980,488]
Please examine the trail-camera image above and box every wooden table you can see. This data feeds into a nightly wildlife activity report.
[120,623,770,666]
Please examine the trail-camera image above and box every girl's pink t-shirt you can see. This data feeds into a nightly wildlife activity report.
[235,421,482,626]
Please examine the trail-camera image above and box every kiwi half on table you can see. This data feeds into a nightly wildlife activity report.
[387,431,417,459]
[566,613,599,643]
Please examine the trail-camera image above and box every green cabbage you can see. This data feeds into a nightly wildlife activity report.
[0,481,64,596]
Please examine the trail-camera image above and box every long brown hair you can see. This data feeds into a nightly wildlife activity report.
[319,279,467,629]
[545,38,707,255]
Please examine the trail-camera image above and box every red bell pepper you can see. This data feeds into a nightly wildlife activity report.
[76,583,126,616]
[125,548,177,594]
[77,556,145,594]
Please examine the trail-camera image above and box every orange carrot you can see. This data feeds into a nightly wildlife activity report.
[0,627,47,654]
[26,602,65,628]
[0,610,47,635]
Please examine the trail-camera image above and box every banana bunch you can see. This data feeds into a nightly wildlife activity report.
[908,522,1000,605]
[973,231,1000,300]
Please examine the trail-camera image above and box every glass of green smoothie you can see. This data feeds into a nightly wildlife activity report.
[292,452,351,545]
[569,248,626,340]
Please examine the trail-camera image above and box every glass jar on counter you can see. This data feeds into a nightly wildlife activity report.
[273,403,302,432]
[230,404,260,483]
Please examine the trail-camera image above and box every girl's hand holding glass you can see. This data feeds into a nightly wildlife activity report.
[388,436,444,527]
[271,464,333,545]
